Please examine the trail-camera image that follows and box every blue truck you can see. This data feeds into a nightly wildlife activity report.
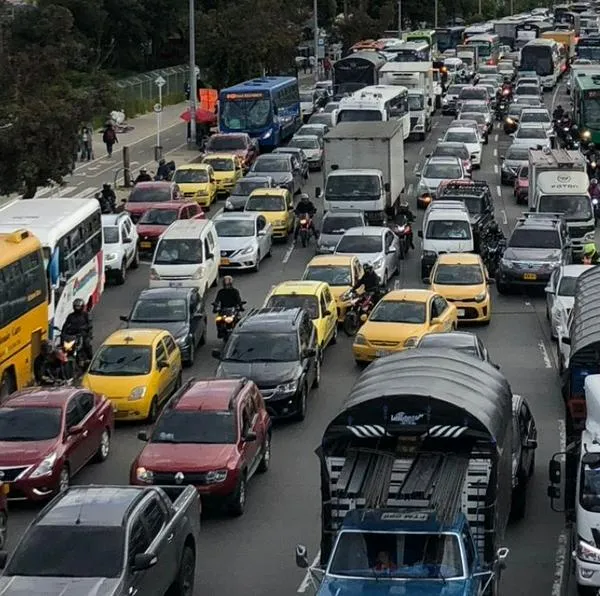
[296,349,513,595]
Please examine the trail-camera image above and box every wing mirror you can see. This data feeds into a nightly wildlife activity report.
[212,349,222,359]
[423,277,431,284]
[119,315,129,322]
[296,545,309,568]
[244,430,257,442]
[132,552,158,571]
[157,359,169,370]
[304,348,317,358]
[137,431,149,441]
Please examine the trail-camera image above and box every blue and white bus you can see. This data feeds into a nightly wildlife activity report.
[218,77,300,149]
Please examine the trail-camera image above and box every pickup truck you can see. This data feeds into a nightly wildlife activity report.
[0,484,200,596]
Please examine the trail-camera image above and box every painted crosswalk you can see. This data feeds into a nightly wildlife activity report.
[31,186,99,199]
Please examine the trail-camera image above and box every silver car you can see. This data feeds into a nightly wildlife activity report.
[500,143,531,185]
[274,146,309,180]
[519,108,552,134]
[247,153,303,195]
[214,212,273,272]
[416,156,467,208]
[300,89,316,122]
[317,210,366,254]
[458,100,492,128]
[297,123,329,139]
[288,134,324,170]
[512,124,551,149]
[225,176,275,211]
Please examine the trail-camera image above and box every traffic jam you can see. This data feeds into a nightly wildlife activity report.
[2,4,600,595]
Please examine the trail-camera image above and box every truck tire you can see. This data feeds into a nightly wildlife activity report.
[171,545,196,596]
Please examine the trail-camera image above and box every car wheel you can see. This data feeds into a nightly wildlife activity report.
[230,473,247,517]
[497,280,508,295]
[0,511,7,550]
[116,260,126,285]
[58,466,70,493]
[330,323,338,345]
[0,370,16,402]
[147,396,159,423]
[94,428,111,463]
[131,249,140,269]
[545,303,550,321]
[185,340,195,367]
[257,433,271,474]
[510,478,527,521]
[199,321,207,346]
[295,383,308,421]
[313,356,321,388]
[173,545,196,596]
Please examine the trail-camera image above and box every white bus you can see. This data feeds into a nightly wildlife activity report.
[520,38,563,89]
[463,23,495,39]
[0,198,104,337]
[335,85,410,139]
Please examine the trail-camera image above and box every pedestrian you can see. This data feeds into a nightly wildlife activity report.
[302,57,308,74]
[309,55,315,74]
[102,123,117,157]
[80,127,92,161]
[323,56,332,79]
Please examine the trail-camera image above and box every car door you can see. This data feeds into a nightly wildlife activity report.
[187,290,202,345]
[64,396,93,474]
[290,156,302,192]
[162,335,181,396]
[126,517,155,596]
[546,268,559,314]
[322,287,337,343]
[121,217,135,264]
[285,191,295,231]
[256,215,271,256]
[384,231,399,275]
[154,340,172,403]
[75,391,101,464]
[519,399,537,473]
[239,399,260,475]
[206,229,218,285]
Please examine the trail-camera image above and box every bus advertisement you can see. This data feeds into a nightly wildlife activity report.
[0,230,48,399]
[573,72,600,144]
[435,26,465,52]
[218,77,301,149]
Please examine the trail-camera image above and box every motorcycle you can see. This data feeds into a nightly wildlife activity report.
[593,196,600,224]
[213,304,245,342]
[154,160,176,181]
[53,327,88,378]
[341,289,378,336]
[495,100,508,121]
[298,214,314,248]
[481,237,506,278]
[390,214,412,258]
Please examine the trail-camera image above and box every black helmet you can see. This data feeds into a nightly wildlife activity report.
[363,263,373,273]
[159,159,166,166]
[489,221,499,234]
[73,298,85,311]
[103,182,111,189]
[40,340,53,356]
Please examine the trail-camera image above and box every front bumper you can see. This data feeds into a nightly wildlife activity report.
[109,396,152,421]
[498,265,554,287]
[259,387,302,418]
[219,253,258,269]
[448,297,491,322]
[353,342,406,363]
[272,225,290,239]
[575,557,600,589]
[4,468,62,501]
[216,181,236,195]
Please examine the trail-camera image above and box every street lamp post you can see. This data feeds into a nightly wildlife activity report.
[188,0,197,147]
[434,0,438,27]
[397,0,402,36]
[313,0,319,84]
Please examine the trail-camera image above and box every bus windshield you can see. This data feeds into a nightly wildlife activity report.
[521,46,553,76]
[577,44,600,60]
[466,40,491,57]
[220,96,272,131]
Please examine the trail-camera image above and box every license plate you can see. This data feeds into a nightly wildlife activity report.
[458,309,466,317]
[376,350,390,357]
[140,241,151,248]
[220,258,230,266]
[523,273,537,280]
[169,281,183,288]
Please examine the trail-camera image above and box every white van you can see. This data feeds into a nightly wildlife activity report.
[418,201,474,280]
[149,219,220,296]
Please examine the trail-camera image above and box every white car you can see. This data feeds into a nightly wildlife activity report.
[102,212,139,284]
[300,89,315,122]
[288,134,324,170]
[512,124,551,148]
[334,226,400,285]
[519,108,552,134]
[545,265,594,339]
[443,127,482,167]
[213,212,273,272]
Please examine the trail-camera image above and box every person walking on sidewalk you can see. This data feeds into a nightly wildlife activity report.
[80,127,93,161]
[102,123,118,157]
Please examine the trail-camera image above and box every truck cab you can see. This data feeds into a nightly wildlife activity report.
[408,89,432,140]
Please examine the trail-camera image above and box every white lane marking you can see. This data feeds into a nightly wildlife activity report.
[407,183,413,197]
[55,186,79,197]
[131,161,140,167]
[32,186,54,198]
[419,146,424,155]
[298,552,321,593]
[501,209,508,225]
[413,163,420,175]
[496,185,502,198]
[494,165,499,174]
[282,241,296,264]
[552,530,568,596]
[493,148,498,157]
[538,340,553,368]
[494,134,499,142]
[432,121,439,129]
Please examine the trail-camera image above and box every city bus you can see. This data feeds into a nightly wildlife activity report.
[393,41,431,62]
[464,33,501,64]
[463,23,494,40]
[573,70,600,143]
[0,230,48,399]
[406,30,438,54]
[332,51,387,98]
[515,21,555,48]
[577,34,600,60]
[520,38,563,88]
[218,77,300,149]
[554,8,582,35]
[0,198,104,339]
[435,26,466,52]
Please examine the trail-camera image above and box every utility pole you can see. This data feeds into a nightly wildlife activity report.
[397,0,402,36]
[434,0,438,27]
[313,0,319,84]
[478,0,482,16]
[188,0,197,147]
[154,76,165,162]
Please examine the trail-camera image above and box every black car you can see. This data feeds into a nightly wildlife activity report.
[225,176,275,212]
[120,287,207,366]
[415,331,498,367]
[273,147,310,180]
[213,307,319,421]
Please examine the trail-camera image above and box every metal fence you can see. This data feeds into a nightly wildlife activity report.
[115,65,190,105]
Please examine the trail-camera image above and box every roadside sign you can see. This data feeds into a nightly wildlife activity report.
[153,103,162,113]
[155,75,166,88]
[318,38,325,46]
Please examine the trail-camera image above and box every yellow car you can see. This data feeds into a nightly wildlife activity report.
[427,253,492,324]
[82,329,182,422]
[245,188,294,240]
[353,289,458,364]
[201,153,243,195]
[264,280,338,352]
[302,255,364,322]
[172,163,217,208]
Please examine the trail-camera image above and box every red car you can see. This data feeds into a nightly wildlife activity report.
[131,377,271,516]
[137,201,205,256]
[514,164,529,204]
[125,181,184,223]
[205,133,259,172]
[0,387,114,501]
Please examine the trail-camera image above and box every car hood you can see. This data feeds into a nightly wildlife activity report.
[126,320,189,339]
[362,321,424,343]
[0,439,56,466]
[0,576,121,596]
[137,443,238,470]
[431,282,486,300]
[126,202,168,215]
[136,224,169,238]
[317,577,470,596]
[420,177,447,190]
[340,253,384,266]
[207,149,248,158]
[219,237,257,253]
[503,247,562,262]
[216,361,301,385]
[249,172,293,185]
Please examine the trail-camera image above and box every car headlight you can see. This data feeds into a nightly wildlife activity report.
[106,253,118,261]
[129,386,146,401]
[404,336,419,348]
[417,182,428,194]
[262,130,272,139]
[205,470,228,484]
[277,380,298,393]
[175,334,189,346]
[354,333,367,346]
[30,452,57,478]
[371,257,384,269]
[239,245,256,256]
[150,267,160,280]
[442,97,448,104]
[501,258,514,269]
[474,292,487,303]
[506,117,514,124]
[190,267,204,280]
[582,130,592,140]
[274,219,286,226]
[136,467,154,483]
[225,200,234,209]
[578,540,600,564]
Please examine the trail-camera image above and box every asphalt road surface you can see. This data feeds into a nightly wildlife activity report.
[4,80,577,596]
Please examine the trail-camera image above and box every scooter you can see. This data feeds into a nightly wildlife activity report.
[341,290,378,336]
[213,303,246,342]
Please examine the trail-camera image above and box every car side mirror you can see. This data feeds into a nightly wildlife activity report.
[304,348,317,358]
[137,431,149,441]
[244,430,257,442]
[212,349,222,359]
[157,359,169,370]
[207,253,214,260]
[487,277,495,284]
[525,438,538,449]
[323,310,331,316]
[119,315,129,322]
[132,552,158,571]
[562,336,571,345]
[384,182,390,192]
[545,286,554,294]
[360,313,368,322]
[288,204,294,210]
[68,425,85,436]
[123,237,133,244]
[549,458,561,484]
[258,229,266,236]
[296,545,309,569]
[0,552,7,569]
[423,277,431,284]
[431,317,441,324]
[315,187,322,197]
[417,230,423,238]
[500,155,504,159]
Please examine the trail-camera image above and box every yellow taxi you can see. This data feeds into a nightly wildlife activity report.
[427,253,492,324]
[353,289,458,364]
[82,329,182,422]
[264,280,338,352]
[201,153,243,195]
[172,163,217,208]
[302,255,363,322]
[244,188,294,240]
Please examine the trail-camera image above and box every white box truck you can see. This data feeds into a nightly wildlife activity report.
[319,121,405,225]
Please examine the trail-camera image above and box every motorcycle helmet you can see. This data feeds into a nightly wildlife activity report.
[73,298,85,312]
[103,182,111,189]
[40,340,53,356]
[140,167,147,174]
[489,221,499,234]
[363,263,374,273]
[592,179,598,185]
[222,275,233,288]
[584,243,597,256]
[159,159,166,166]
[299,193,310,202]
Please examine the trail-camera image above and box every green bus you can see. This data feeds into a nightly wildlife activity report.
[406,30,438,55]
[573,70,600,144]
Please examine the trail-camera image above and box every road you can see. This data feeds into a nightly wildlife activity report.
[4,79,574,596]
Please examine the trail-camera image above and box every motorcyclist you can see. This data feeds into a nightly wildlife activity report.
[94,192,112,214]
[394,200,416,249]
[100,183,116,212]
[213,276,245,312]
[62,298,93,362]
[352,263,385,304]
[589,178,600,200]
[484,221,505,244]
[155,159,172,181]
[33,341,62,385]
[294,193,318,240]
[583,243,600,265]
[134,168,152,184]
[553,105,565,121]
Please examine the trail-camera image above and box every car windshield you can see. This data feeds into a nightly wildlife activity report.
[138,209,179,226]
[233,179,269,196]
[506,146,530,160]
[252,157,290,173]
[130,298,187,323]
[151,410,236,444]
[224,332,299,362]
[5,526,124,578]
[289,137,320,149]
[459,89,486,100]
[173,169,209,183]
[298,126,324,137]
[0,407,62,441]
[103,227,119,244]
[423,163,462,179]
[516,127,546,139]
[326,175,380,199]
[516,86,539,96]
[447,85,465,95]
[89,345,152,376]
[519,166,529,178]
[426,220,471,240]
[558,275,578,296]
[370,300,426,323]
[580,463,600,513]
[309,114,331,126]
[322,216,363,234]
[322,103,339,113]
[509,229,560,248]
[445,131,477,143]
[206,135,246,151]
[154,239,203,265]
[215,219,255,237]
[328,530,464,579]
[304,265,351,286]
[434,263,484,285]
[433,145,468,160]
[299,92,315,103]
[265,294,319,318]
[245,195,286,212]
[336,235,381,254]
[538,195,593,220]
[438,195,482,214]
[508,106,524,118]
[204,158,234,172]
[521,111,550,123]
[462,104,486,114]
[129,187,171,203]
[461,113,485,125]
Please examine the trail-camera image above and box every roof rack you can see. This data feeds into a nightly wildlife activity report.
[529,147,581,168]
[440,180,490,194]
[427,200,469,210]
[518,212,564,222]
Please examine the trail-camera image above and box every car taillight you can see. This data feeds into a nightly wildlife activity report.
[301,219,307,225]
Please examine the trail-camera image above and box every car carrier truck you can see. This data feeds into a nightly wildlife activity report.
[296,349,512,596]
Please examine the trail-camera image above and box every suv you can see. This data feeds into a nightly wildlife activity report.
[102,212,139,284]
[213,307,319,421]
[131,377,271,516]
[497,213,572,294]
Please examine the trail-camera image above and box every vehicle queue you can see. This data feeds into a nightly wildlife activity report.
[0,5,600,594]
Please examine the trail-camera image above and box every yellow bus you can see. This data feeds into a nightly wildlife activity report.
[542,30,577,61]
[0,230,48,400]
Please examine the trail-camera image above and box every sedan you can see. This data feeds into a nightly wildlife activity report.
[225,176,275,212]
[500,144,531,185]
[334,226,400,285]
[441,84,467,115]
[317,210,367,254]
[204,132,259,172]
[274,146,309,180]
[297,123,329,139]
[0,387,114,501]
[458,101,493,128]
[247,154,303,195]
[519,108,552,133]
[125,181,183,223]
[512,124,551,148]
[214,211,273,272]
[504,104,525,134]
[514,84,542,100]
[308,112,334,127]
[512,96,542,108]
[457,113,489,143]
[415,331,498,367]
[416,156,467,209]
[428,142,472,174]
[288,135,324,170]
[443,127,482,167]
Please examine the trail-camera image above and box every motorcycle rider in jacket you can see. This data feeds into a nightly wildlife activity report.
[62,299,93,362]
[294,194,318,240]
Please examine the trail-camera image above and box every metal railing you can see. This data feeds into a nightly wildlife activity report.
[115,65,190,106]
